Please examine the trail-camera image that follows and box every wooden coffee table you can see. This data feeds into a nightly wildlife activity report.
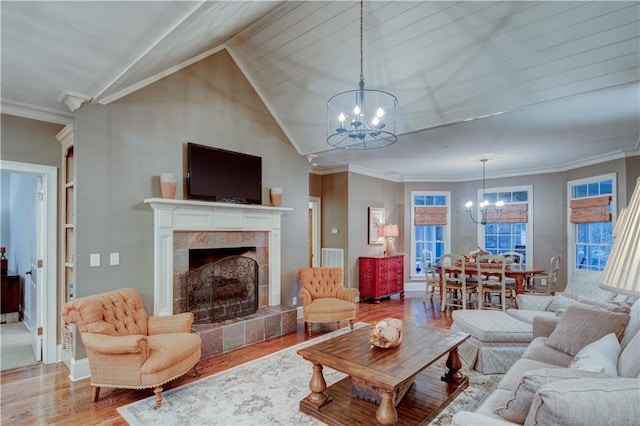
[297,324,470,426]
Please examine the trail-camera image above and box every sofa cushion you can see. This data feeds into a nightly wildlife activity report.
[546,303,630,356]
[522,336,574,367]
[524,378,640,426]
[558,270,614,301]
[568,333,621,376]
[577,295,631,313]
[506,309,555,325]
[618,330,640,378]
[494,368,608,424]
[546,294,576,312]
[621,299,640,350]
[498,358,563,391]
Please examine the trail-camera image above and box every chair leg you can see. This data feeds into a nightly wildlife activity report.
[153,385,163,409]
[349,319,354,329]
[306,322,313,336]
[90,385,100,402]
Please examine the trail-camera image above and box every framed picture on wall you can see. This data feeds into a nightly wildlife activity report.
[368,207,385,245]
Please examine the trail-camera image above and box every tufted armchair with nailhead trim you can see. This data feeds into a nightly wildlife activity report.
[62,288,201,408]
[298,267,359,336]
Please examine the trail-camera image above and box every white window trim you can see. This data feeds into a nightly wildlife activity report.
[477,184,533,264]
[566,172,617,274]
[409,190,451,281]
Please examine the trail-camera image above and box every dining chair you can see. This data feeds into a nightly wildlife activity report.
[499,251,524,286]
[477,254,513,312]
[422,249,440,302]
[440,253,477,311]
[526,255,561,295]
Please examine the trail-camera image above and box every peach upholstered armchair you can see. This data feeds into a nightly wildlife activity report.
[62,288,201,408]
[298,267,359,336]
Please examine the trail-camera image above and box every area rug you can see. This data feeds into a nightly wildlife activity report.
[118,324,500,425]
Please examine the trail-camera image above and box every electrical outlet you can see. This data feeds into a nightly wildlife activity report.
[292,296,297,305]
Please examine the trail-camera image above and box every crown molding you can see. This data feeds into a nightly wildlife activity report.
[1,99,73,125]
[57,90,91,112]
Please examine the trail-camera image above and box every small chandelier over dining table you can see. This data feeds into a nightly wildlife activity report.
[326,0,398,150]
[465,159,504,225]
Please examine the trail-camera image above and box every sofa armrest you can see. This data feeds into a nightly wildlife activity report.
[516,294,553,311]
[336,286,359,302]
[526,378,640,425]
[148,312,194,335]
[81,332,148,355]
[298,287,312,306]
[451,411,516,425]
[532,315,560,338]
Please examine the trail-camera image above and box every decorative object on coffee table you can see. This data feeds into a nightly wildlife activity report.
[369,317,403,349]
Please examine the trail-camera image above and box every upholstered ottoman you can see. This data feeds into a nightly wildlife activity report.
[451,310,533,374]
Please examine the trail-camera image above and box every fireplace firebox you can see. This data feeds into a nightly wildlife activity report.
[186,255,258,323]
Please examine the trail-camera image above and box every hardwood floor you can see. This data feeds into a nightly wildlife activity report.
[0,291,453,425]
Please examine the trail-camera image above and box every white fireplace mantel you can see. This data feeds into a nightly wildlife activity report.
[144,198,292,316]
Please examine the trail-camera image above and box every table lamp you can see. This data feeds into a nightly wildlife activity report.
[599,177,640,297]
[381,223,399,256]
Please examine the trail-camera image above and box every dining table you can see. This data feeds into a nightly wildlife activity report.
[434,262,545,296]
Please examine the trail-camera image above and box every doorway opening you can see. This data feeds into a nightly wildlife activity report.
[0,160,57,366]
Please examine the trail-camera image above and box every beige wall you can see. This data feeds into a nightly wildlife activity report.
[1,114,63,166]
[347,173,403,287]
[73,50,308,313]
[309,173,322,197]
[320,173,349,275]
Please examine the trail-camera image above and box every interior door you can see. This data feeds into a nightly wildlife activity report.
[30,176,44,361]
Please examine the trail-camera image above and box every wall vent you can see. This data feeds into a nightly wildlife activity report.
[321,248,344,269]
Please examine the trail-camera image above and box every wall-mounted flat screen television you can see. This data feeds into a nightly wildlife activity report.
[187,142,262,204]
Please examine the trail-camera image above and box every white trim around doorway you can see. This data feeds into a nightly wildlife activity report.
[1,160,58,364]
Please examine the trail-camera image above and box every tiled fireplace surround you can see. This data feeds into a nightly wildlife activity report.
[145,198,297,358]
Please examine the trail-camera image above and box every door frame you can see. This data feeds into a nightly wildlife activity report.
[309,197,321,267]
[1,160,58,364]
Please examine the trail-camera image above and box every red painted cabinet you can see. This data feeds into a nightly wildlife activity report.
[359,255,404,302]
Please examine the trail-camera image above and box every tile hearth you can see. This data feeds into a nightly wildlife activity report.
[193,305,298,358]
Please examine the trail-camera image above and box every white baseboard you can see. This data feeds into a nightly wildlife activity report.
[67,357,91,382]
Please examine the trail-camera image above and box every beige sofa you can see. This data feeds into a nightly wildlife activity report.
[451,298,640,425]
[451,270,626,374]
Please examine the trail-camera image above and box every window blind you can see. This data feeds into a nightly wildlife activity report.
[570,195,612,223]
[414,206,447,225]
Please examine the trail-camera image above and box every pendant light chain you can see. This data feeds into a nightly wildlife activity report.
[359,0,364,83]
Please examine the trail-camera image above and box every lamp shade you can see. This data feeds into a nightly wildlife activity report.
[381,224,399,238]
[599,177,640,297]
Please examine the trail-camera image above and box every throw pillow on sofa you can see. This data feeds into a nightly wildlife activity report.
[493,368,608,424]
[568,333,621,376]
[546,303,630,356]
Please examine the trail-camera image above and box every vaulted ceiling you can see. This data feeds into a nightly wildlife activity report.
[2,1,639,181]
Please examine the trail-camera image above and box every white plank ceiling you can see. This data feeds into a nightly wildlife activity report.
[1,1,638,181]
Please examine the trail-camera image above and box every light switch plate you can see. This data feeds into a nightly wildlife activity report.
[90,253,100,267]
[110,252,120,266]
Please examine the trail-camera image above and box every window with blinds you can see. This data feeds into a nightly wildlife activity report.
[411,192,451,279]
[568,174,615,271]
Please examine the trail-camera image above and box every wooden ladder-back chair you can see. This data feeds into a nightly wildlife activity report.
[526,255,561,295]
[62,288,201,408]
[477,254,514,312]
[422,249,440,302]
[440,254,477,311]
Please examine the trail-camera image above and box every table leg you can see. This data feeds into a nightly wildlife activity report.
[304,362,331,408]
[376,390,398,426]
[514,275,524,295]
[441,347,466,385]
